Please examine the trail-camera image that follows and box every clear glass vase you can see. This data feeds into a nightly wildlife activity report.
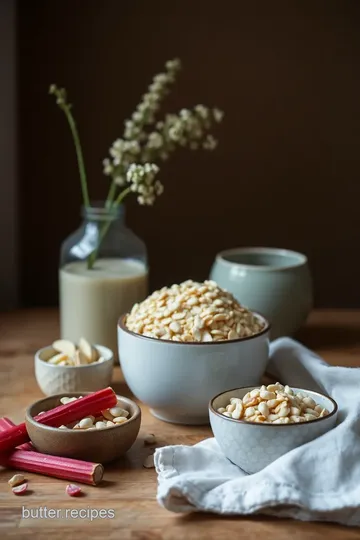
[59,203,148,357]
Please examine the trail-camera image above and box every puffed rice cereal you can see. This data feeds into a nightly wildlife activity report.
[218,383,330,424]
[126,280,265,342]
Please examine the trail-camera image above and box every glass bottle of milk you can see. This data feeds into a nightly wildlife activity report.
[59,203,148,357]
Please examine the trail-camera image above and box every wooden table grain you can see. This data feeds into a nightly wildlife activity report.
[0,309,360,539]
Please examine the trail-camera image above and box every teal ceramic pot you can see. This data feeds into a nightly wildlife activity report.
[210,247,313,339]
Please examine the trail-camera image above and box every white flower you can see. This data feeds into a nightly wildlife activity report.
[132,111,143,123]
[203,134,217,150]
[213,108,224,123]
[180,108,191,119]
[137,196,146,205]
[169,126,182,141]
[114,175,126,186]
[195,105,209,119]
[125,140,140,155]
[153,73,169,85]
[148,82,162,93]
[110,147,120,158]
[166,58,181,71]
[113,139,124,151]
[102,158,113,175]
[155,181,164,195]
[147,132,163,149]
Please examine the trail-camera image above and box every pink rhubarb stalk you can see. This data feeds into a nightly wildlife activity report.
[0,387,117,453]
[0,449,104,485]
[0,418,34,451]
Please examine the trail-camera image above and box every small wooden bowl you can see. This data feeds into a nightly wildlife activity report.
[25,392,141,463]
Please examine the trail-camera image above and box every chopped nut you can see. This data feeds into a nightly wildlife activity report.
[113,417,127,424]
[143,454,155,468]
[218,385,332,425]
[95,421,107,429]
[144,433,157,445]
[8,474,26,487]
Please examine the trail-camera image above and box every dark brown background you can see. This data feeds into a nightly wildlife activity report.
[18,0,360,307]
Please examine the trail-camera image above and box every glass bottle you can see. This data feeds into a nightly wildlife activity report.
[59,203,148,357]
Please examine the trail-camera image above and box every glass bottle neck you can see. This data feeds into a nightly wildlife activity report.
[81,202,125,223]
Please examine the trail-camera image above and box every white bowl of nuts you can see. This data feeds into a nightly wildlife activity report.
[35,338,114,396]
[118,280,270,424]
[209,383,338,473]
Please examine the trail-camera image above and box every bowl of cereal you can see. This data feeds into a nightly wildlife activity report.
[118,280,270,424]
[209,383,338,473]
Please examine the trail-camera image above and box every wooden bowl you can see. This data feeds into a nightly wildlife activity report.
[25,392,141,463]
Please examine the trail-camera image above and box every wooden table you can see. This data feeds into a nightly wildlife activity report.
[1,309,360,539]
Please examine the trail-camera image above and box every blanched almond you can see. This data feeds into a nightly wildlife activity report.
[52,339,76,357]
[48,353,69,365]
[144,433,157,445]
[109,406,129,418]
[74,350,88,366]
[143,454,155,468]
[79,337,98,363]
[113,416,127,424]
[8,474,26,487]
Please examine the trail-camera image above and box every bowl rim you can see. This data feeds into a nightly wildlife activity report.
[215,246,308,271]
[35,344,114,369]
[209,385,338,427]
[25,392,141,433]
[118,311,270,345]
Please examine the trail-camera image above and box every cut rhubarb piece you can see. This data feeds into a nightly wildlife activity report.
[0,387,117,453]
[0,418,34,451]
[0,449,104,485]
[66,484,82,497]
[12,482,28,495]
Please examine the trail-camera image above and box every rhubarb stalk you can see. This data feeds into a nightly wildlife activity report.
[0,418,34,451]
[0,387,117,453]
[0,449,104,485]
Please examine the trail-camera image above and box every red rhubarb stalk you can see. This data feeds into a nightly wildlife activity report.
[0,449,104,486]
[0,387,117,453]
[0,418,34,451]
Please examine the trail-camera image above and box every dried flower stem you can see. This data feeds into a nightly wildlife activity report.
[49,85,90,208]
[49,59,223,269]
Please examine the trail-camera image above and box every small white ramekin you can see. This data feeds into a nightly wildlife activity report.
[35,344,114,396]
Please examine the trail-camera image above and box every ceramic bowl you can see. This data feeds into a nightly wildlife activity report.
[210,247,313,339]
[25,392,141,463]
[209,386,338,473]
[118,314,270,425]
[35,344,114,395]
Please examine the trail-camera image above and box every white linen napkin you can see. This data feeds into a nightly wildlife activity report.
[154,338,360,526]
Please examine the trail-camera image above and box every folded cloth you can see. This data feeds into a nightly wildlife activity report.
[154,338,360,526]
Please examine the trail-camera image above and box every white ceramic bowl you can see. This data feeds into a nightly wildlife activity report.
[35,344,114,396]
[118,313,270,425]
[209,386,338,473]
